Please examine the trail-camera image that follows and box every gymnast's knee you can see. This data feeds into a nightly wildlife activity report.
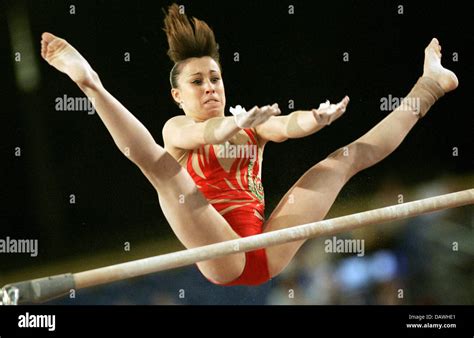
[197,254,246,285]
[326,145,358,179]
[327,142,379,177]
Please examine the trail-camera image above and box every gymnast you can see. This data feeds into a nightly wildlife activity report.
[40,4,458,286]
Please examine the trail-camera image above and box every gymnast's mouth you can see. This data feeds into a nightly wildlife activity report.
[204,98,220,104]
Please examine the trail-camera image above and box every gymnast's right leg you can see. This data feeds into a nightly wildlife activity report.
[40,32,245,284]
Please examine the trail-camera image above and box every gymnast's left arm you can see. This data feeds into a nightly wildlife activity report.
[255,96,350,143]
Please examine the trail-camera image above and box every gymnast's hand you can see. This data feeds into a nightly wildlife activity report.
[41,32,98,87]
[312,96,349,126]
[230,103,281,128]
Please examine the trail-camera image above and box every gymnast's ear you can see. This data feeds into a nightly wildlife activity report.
[171,88,181,105]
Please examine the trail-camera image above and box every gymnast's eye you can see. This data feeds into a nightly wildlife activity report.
[192,79,202,85]
[211,77,220,83]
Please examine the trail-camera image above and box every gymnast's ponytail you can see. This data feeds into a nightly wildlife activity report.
[163,3,221,89]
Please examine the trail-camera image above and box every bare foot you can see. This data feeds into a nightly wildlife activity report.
[423,38,458,93]
[41,32,98,86]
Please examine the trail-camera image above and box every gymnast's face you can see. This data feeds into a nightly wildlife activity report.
[172,56,226,121]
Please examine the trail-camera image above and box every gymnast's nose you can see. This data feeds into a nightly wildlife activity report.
[203,79,216,93]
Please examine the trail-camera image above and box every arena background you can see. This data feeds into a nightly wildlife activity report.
[1,0,472,305]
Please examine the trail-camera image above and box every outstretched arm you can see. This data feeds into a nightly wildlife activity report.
[256,96,349,143]
[41,32,162,171]
[163,115,240,150]
[163,104,281,150]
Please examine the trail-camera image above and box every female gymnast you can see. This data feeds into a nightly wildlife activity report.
[40,4,458,286]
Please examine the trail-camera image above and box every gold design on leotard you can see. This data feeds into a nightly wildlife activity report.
[224,178,237,191]
[191,148,206,179]
[207,183,221,190]
[253,209,264,221]
[219,202,253,216]
[234,157,246,190]
[247,154,264,202]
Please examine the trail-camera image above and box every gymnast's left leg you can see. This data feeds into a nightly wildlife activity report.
[263,38,458,278]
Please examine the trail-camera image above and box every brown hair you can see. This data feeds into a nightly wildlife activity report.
[163,4,221,89]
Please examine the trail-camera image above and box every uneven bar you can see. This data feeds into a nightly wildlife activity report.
[2,189,472,304]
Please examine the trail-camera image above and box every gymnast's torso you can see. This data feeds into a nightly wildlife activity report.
[167,128,266,232]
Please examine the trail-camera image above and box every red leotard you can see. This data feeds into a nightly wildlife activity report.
[185,128,270,286]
